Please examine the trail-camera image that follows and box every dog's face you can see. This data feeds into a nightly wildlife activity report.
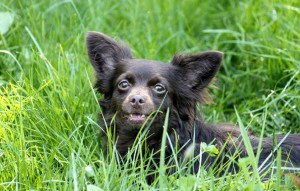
[110,59,174,129]
[86,32,223,130]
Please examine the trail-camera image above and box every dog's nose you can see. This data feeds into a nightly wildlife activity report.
[130,95,145,106]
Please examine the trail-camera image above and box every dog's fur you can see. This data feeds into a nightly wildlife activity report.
[86,32,300,182]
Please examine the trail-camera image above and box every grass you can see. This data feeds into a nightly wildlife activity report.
[1,0,300,190]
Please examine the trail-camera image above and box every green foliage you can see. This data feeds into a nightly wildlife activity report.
[200,142,219,157]
[0,0,300,190]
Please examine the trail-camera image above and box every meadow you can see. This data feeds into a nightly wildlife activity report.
[0,0,300,190]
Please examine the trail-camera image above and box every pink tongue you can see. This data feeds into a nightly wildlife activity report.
[129,114,146,124]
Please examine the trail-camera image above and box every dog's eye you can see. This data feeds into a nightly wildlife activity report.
[118,80,130,90]
[154,83,166,93]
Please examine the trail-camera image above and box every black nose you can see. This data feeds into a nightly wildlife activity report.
[130,95,145,106]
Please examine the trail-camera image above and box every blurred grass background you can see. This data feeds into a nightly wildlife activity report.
[0,0,300,190]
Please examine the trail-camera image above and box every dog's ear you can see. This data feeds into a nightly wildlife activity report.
[86,32,132,93]
[171,51,223,121]
[171,51,223,91]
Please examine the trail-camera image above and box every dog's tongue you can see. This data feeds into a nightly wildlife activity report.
[129,114,146,124]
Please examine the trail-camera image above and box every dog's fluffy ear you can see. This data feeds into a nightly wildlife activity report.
[171,51,223,121]
[86,32,132,93]
[171,51,223,91]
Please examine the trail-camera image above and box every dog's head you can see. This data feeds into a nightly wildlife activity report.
[86,32,223,130]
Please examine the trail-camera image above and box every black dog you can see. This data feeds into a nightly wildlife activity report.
[86,31,300,182]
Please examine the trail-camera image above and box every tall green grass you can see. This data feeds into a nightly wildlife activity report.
[1,0,300,190]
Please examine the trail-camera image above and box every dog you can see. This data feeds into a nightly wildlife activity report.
[86,31,300,182]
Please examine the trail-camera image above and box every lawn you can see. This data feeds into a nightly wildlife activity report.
[1,0,300,190]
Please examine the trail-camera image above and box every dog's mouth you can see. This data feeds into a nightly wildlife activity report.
[125,113,149,124]
[122,110,164,127]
